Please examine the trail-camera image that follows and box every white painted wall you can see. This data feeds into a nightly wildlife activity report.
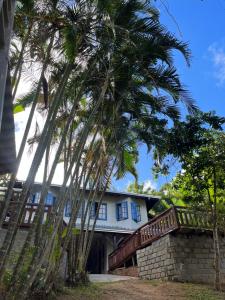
[64,194,149,233]
[30,184,149,234]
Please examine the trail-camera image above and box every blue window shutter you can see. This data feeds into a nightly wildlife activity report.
[105,203,107,220]
[31,193,40,204]
[116,204,119,220]
[137,204,141,222]
[65,201,71,217]
[32,194,36,203]
[131,202,136,221]
[45,192,53,205]
[90,202,95,218]
[77,205,82,218]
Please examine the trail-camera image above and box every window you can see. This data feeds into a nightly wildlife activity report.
[98,203,107,220]
[131,202,141,222]
[45,192,56,205]
[29,192,56,205]
[30,192,40,204]
[65,201,84,218]
[90,202,107,220]
[65,201,71,217]
[31,193,37,204]
[77,203,84,218]
[116,202,128,221]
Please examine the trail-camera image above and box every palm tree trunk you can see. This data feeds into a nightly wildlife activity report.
[0,63,72,280]
[213,166,221,291]
[17,74,110,297]
[84,158,117,269]
[8,139,51,293]
[0,68,16,175]
[0,0,16,133]
[12,21,33,98]
[0,34,55,226]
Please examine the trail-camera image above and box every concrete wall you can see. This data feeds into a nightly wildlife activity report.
[110,266,138,277]
[137,232,225,285]
[0,228,28,252]
[0,228,28,269]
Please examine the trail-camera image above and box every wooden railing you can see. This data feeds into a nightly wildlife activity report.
[108,206,217,271]
[140,207,178,247]
[3,202,52,227]
[176,206,213,229]
[0,187,52,227]
[108,231,141,271]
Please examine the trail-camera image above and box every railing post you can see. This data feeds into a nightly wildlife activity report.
[172,206,180,229]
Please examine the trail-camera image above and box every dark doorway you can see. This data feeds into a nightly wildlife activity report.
[86,234,106,274]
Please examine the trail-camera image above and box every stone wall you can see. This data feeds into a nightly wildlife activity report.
[0,228,28,269]
[137,232,225,285]
[0,228,28,252]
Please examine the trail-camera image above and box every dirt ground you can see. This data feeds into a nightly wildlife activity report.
[57,279,225,300]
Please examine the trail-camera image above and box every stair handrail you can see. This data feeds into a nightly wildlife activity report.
[108,207,175,258]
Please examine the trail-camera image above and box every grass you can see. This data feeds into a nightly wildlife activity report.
[57,281,225,300]
[60,283,102,300]
[184,283,225,300]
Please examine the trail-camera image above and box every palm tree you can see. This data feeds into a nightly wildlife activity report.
[0,0,196,298]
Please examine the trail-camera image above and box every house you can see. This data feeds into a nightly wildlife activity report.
[21,182,160,274]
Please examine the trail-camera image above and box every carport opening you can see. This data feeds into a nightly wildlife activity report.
[86,235,107,274]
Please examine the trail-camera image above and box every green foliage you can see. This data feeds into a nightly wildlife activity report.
[127,182,152,194]
[64,283,101,300]
[47,224,54,235]
[61,228,68,239]
[62,25,77,63]
[51,234,61,265]
[2,269,13,288]
[185,283,224,300]
[13,89,38,110]
[115,144,139,181]
[158,129,225,220]
[72,228,80,236]
[18,246,36,283]
[154,111,225,172]
[6,0,206,296]
[150,183,188,215]
[13,104,24,114]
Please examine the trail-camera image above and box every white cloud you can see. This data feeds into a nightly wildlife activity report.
[208,43,225,86]
[143,179,157,192]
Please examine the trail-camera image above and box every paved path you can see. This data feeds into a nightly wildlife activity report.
[89,274,137,282]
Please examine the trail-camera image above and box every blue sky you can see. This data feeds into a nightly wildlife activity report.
[113,0,225,191]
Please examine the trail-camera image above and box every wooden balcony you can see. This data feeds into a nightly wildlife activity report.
[108,206,216,271]
[3,202,52,227]
[2,202,52,228]
[0,187,52,228]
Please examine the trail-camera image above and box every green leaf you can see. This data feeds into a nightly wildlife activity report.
[72,228,80,235]
[61,228,67,238]
[13,104,24,114]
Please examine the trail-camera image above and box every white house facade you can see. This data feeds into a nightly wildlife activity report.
[29,183,159,273]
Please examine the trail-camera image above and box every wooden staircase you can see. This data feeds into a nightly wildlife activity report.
[108,206,216,271]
